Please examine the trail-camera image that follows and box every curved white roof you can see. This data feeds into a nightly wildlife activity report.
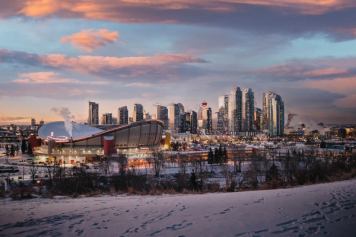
[38,121,103,140]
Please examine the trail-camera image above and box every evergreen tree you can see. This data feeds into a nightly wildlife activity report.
[218,145,223,163]
[214,148,219,163]
[10,145,15,157]
[266,163,280,182]
[5,145,9,156]
[190,169,197,190]
[208,148,214,164]
[21,140,27,154]
[27,143,33,156]
[223,146,228,163]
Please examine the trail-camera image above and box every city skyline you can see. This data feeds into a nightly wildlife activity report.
[1,1,356,124]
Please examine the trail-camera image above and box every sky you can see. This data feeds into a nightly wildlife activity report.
[0,0,356,125]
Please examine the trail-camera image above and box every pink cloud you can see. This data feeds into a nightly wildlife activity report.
[14,71,79,84]
[61,29,119,52]
[304,77,356,108]
[304,77,356,93]
[41,54,203,71]
[303,67,349,78]
[15,0,356,19]
[2,0,356,40]
[0,49,206,79]
[255,57,356,81]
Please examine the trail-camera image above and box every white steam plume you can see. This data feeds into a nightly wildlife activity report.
[51,107,75,137]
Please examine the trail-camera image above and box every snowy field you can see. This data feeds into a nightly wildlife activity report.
[1,180,356,237]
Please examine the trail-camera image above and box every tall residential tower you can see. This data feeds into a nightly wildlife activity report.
[262,92,284,136]
[242,88,254,132]
[133,104,144,122]
[155,105,169,129]
[88,101,99,125]
[228,87,242,134]
[118,106,129,125]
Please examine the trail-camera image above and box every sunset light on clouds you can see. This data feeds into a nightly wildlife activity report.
[0,0,356,124]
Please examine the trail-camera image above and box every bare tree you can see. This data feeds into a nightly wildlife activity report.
[45,157,58,186]
[150,151,164,177]
[222,163,235,191]
[178,153,188,175]
[29,161,38,183]
[118,154,128,176]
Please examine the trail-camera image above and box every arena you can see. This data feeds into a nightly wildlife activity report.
[34,120,164,165]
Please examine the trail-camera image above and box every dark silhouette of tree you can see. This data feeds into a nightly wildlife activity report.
[190,169,197,190]
[208,148,214,164]
[222,146,228,163]
[30,161,38,183]
[10,145,15,157]
[266,163,280,182]
[27,143,33,156]
[151,151,164,177]
[214,148,219,163]
[5,145,9,156]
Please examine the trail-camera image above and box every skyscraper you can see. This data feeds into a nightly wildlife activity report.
[101,113,113,125]
[180,113,188,133]
[217,95,229,133]
[133,104,144,122]
[155,105,169,129]
[228,87,242,134]
[254,107,263,131]
[168,103,184,132]
[31,118,36,126]
[190,110,198,134]
[198,101,212,134]
[118,106,128,125]
[242,88,254,132]
[217,109,225,133]
[262,92,285,136]
[88,101,99,125]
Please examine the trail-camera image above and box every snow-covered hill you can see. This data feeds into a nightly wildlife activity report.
[1,179,356,237]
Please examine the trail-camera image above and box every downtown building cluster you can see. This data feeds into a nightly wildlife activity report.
[88,86,285,137]
[217,87,284,136]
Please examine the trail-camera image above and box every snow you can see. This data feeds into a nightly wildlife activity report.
[0,179,356,237]
[38,121,103,140]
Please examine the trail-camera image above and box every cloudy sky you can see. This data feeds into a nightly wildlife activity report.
[0,0,356,125]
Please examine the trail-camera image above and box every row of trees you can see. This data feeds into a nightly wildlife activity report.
[6,143,356,197]
[208,145,228,164]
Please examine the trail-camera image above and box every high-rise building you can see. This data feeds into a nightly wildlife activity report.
[217,95,229,133]
[31,118,36,126]
[133,104,144,122]
[177,103,185,115]
[168,103,184,132]
[118,106,129,125]
[88,101,99,125]
[242,88,255,132]
[179,113,188,133]
[101,113,113,125]
[198,101,212,134]
[262,92,285,136]
[155,105,169,129]
[190,110,198,134]
[217,110,225,133]
[254,107,263,131]
[228,87,242,134]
